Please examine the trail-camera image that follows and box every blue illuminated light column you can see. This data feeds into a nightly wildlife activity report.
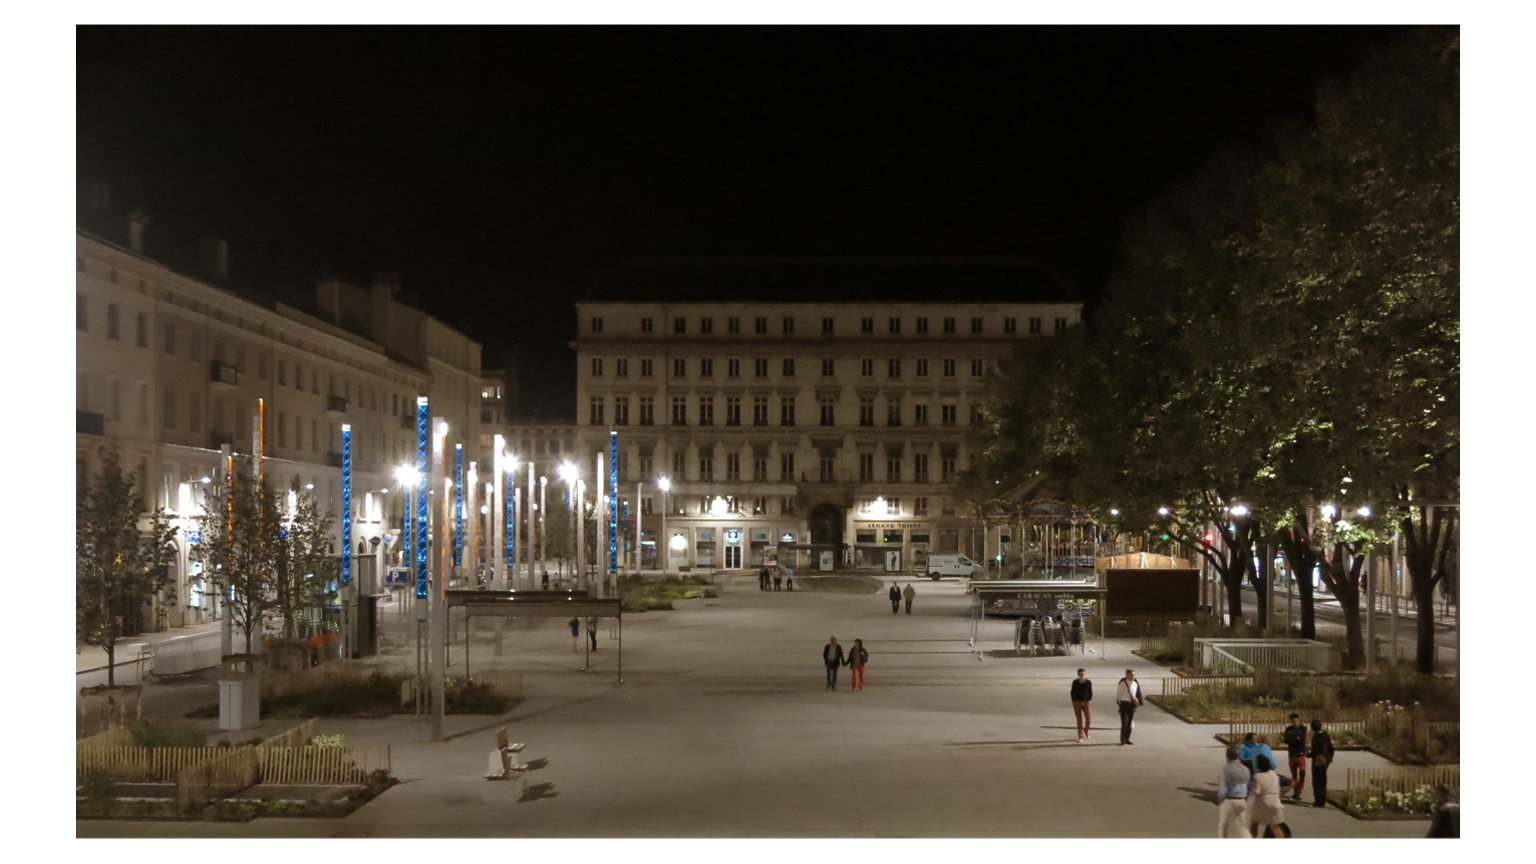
[340,424,352,585]
[505,468,514,576]
[453,444,464,568]
[608,430,619,577]
[414,395,429,599]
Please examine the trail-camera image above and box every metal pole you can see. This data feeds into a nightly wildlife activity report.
[576,480,586,592]
[635,481,643,573]
[661,488,669,575]
[511,485,520,590]
[528,467,536,585]
[492,437,504,591]
[618,614,623,686]
[429,417,447,742]
[1390,529,1400,667]
[539,476,547,580]
[1365,550,1376,675]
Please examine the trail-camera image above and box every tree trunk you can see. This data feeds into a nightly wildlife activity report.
[1276,524,1318,640]
[106,638,116,688]
[1250,544,1270,632]
[1415,581,1437,673]
[1337,587,1364,670]
[1400,506,1451,675]
[1323,544,1367,671]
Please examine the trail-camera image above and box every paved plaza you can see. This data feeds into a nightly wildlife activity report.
[78,577,1431,838]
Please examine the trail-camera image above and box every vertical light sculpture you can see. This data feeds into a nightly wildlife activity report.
[505,457,514,578]
[491,436,505,590]
[609,430,619,580]
[538,475,547,575]
[341,424,352,585]
[527,465,536,581]
[414,396,429,599]
[453,444,464,569]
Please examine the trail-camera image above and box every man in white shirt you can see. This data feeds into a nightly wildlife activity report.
[1216,744,1251,837]
[1115,669,1143,745]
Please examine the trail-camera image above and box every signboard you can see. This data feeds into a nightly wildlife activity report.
[885,550,901,572]
[188,529,201,544]
[764,545,779,567]
[1104,568,1200,616]
[859,522,926,529]
[819,550,834,571]
[724,528,742,544]
[385,567,411,587]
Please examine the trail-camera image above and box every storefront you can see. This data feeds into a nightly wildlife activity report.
[850,519,963,573]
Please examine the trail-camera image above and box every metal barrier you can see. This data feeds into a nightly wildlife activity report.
[152,631,224,676]
[1157,675,1254,697]
[1194,639,1332,673]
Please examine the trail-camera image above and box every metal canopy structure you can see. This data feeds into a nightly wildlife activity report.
[446,590,625,685]
[969,582,1107,661]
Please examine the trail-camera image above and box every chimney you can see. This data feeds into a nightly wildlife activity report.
[128,211,147,253]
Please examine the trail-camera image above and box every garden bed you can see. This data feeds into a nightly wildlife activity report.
[184,670,519,720]
[618,575,717,612]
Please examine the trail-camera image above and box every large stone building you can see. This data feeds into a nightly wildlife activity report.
[75,229,482,632]
[569,260,1082,575]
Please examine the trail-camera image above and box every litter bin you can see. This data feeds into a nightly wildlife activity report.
[218,674,260,731]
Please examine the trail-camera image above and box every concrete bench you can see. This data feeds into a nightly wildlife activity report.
[484,727,529,781]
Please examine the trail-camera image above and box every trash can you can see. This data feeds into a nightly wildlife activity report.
[218,674,260,731]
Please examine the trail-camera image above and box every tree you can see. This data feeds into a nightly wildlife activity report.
[194,459,281,654]
[271,478,338,638]
[543,492,573,576]
[77,446,177,686]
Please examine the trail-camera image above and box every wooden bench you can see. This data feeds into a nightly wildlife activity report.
[484,727,529,781]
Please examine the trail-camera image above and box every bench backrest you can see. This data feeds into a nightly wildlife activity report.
[496,727,509,751]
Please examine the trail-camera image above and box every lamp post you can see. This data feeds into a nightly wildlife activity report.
[658,476,671,575]
[558,461,579,586]
[492,435,505,590]
[507,453,519,590]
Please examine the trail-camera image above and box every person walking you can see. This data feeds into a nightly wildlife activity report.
[773,568,783,591]
[1308,719,1334,808]
[1426,785,1459,838]
[568,617,580,653]
[1216,744,1252,838]
[587,616,598,651]
[759,566,769,591]
[847,638,869,691]
[1247,754,1290,838]
[888,583,901,614]
[1070,668,1093,742]
[903,582,916,614]
[1282,714,1309,799]
[1115,669,1143,745]
[785,568,794,591]
[822,636,845,691]
[542,571,550,590]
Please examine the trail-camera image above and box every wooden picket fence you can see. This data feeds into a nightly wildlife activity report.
[175,746,259,815]
[1157,676,1253,697]
[466,671,523,700]
[1225,711,1366,744]
[258,746,392,785]
[77,745,227,782]
[257,718,319,750]
[1345,765,1459,812]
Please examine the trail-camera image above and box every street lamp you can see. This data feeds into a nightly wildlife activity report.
[1230,504,1249,517]
[657,476,671,574]
[1321,504,1337,521]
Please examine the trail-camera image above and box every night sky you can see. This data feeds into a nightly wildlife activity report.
[76,25,1409,417]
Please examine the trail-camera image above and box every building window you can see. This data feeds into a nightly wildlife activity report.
[137,382,148,426]
[780,397,796,426]
[700,358,714,377]
[591,358,603,377]
[745,396,764,426]
[189,393,202,433]
[639,396,654,426]
[1004,317,1017,334]
[642,495,654,514]
[77,295,87,331]
[752,457,768,482]
[163,388,175,429]
[106,304,120,340]
[641,317,654,333]
[819,457,835,482]
[294,363,303,391]
[941,458,957,482]
[590,396,605,426]
[861,358,874,377]
[888,358,901,378]
[753,496,768,515]
[641,358,653,377]
[726,396,742,426]
[971,317,984,334]
[887,457,901,483]
[819,397,835,427]
[728,317,741,334]
[859,397,875,427]
[913,403,929,426]
[614,396,630,426]
[749,358,765,378]
[859,454,875,482]
[914,453,929,483]
[782,357,795,377]
[616,358,629,377]
[915,496,929,516]
[782,317,795,335]
[943,317,956,335]
[1029,316,1042,335]
[941,496,956,516]
[164,321,175,356]
[754,316,768,334]
[822,316,834,335]
[941,404,957,426]
[970,359,984,377]
[698,396,714,426]
[700,317,714,335]
[887,498,901,516]
[821,358,834,377]
[672,397,687,425]
[915,358,928,377]
[943,358,956,378]
[591,317,604,333]
[780,452,795,481]
[699,457,714,481]
[726,453,740,481]
[673,317,686,334]
[916,317,929,334]
[888,317,901,335]
[672,452,685,476]
[1055,316,1068,333]
[728,358,741,378]
[886,399,901,427]
[861,317,874,334]
[278,412,288,448]
[135,312,148,348]
[970,403,982,425]
[673,358,687,378]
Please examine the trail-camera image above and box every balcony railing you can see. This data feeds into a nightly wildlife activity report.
[76,410,105,436]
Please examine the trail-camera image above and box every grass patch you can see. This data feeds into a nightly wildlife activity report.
[617,575,716,612]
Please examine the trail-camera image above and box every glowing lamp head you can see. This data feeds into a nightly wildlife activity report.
[669,533,688,551]
[199,476,211,485]
[1230,504,1249,517]
[1109,508,1120,516]
[1158,507,1170,516]
[304,483,314,490]
[1321,504,1337,520]
[394,465,421,488]
[1357,506,1372,518]
[558,462,578,484]
[657,476,671,492]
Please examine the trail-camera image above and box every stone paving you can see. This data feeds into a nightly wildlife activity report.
[77,576,1432,838]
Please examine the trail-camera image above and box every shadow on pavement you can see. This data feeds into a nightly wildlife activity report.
[1178,785,1219,804]
[518,783,558,803]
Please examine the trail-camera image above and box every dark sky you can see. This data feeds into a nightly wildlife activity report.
[76,25,1409,417]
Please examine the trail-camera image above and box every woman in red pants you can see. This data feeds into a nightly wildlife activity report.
[848,639,869,691]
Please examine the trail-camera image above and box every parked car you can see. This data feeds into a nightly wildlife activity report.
[925,552,987,581]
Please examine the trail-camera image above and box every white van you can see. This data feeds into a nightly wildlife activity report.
[924,553,986,581]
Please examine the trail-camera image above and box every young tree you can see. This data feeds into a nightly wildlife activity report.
[194,460,282,654]
[77,446,178,686]
[271,479,339,638]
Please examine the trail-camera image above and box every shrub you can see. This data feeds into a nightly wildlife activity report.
[311,734,344,748]
[131,719,208,748]
[445,681,513,715]
[79,770,118,802]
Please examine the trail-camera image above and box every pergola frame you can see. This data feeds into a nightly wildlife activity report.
[447,590,626,686]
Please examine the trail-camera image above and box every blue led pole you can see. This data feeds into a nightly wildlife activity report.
[505,470,514,573]
[340,424,352,584]
[415,396,429,599]
[608,430,619,576]
[453,444,464,568]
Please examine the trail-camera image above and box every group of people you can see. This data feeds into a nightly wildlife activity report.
[821,635,870,691]
[1066,668,1145,745]
[887,582,916,614]
[1215,715,1337,838]
[759,566,793,591]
